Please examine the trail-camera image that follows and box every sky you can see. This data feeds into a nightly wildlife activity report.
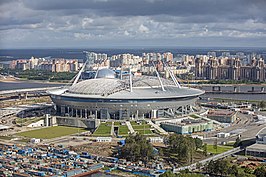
[0,0,266,49]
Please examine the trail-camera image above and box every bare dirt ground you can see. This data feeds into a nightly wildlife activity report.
[70,141,117,157]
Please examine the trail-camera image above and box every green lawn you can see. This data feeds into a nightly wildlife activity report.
[0,136,13,140]
[114,122,121,126]
[118,125,129,135]
[16,126,87,139]
[93,122,112,136]
[132,125,151,129]
[137,129,153,135]
[207,144,233,154]
[189,114,200,119]
[131,121,154,135]
[16,117,43,126]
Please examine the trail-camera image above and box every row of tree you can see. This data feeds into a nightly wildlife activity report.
[165,134,205,164]
[119,133,206,165]
[120,133,154,163]
[206,159,266,177]
[0,68,77,81]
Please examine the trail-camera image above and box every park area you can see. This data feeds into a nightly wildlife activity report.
[114,122,129,136]
[207,144,233,154]
[131,121,153,135]
[93,122,112,136]
[16,126,87,139]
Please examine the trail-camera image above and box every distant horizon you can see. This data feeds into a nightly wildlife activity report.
[1,1,266,49]
[1,46,266,50]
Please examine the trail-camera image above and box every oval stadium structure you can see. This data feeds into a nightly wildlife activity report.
[48,68,204,120]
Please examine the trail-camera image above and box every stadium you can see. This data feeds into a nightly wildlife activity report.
[48,66,204,120]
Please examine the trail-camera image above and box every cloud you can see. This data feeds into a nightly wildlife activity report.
[0,0,265,48]
[74,32,92,39]
[139,24,149,33]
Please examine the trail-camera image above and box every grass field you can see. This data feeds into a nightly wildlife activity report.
[130,121,154,135]
[114,122,121,126]
[0,136,13,140]
[138,129,153,135]
[207,144,233,154]
[16,126,87,139]
[93,122,112,136]
[118,125,129,136]
[16,118,43,126]
[189,114,200,119]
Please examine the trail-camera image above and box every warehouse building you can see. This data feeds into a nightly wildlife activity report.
[160,118,213,134]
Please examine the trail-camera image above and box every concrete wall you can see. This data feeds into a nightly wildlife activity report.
[161,121,213,134]
[27,120,44,128]
[56,116,100,129]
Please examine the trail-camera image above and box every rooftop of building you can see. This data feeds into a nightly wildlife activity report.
[161,118,211,126]
[49,69,204,99]
[207,110,236,116]
[246,143,266,152]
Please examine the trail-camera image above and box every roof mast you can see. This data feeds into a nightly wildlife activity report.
[163,62,181,88]
[129,68,133,92]
[152,61,165,91]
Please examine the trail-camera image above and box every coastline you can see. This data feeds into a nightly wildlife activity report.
[0,79,67,84]
[1,79,266,86]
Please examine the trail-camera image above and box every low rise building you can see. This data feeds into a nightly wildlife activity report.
[245,130,266,157]
[30,138,41,144]
[256,133,266,144]
[207,110,237,123]
[160,118,213,134]
[96,137,112,142]
[246,143,266,157]
[148,137,164,143]
[217,132,230,138]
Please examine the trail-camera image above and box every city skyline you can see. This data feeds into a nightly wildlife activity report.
[0,0,266,49]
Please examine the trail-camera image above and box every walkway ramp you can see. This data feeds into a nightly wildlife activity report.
[173,147,242,173]
[147,120,168,135]
[125,121,135,134]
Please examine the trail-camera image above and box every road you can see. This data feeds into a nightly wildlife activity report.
[203,112,266,144]
[0,87,60,95]
[173,147,242,173]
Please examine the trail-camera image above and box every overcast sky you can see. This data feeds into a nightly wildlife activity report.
[0,0,266,49]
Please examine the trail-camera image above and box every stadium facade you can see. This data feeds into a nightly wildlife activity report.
[48,53,204,120]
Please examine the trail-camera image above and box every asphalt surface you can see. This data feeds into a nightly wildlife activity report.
[203,112,266,144]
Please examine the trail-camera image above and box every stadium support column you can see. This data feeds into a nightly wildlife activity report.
[85,109,87,118]
[80,109,83,118]
[151,110,157,119]
[71,108,74,117]
[61,106,65,116]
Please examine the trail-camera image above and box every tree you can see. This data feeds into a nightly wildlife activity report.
[160,171,177,177]
[229,164,239,176]
[244,167,253,174]
[234,136,241,147]
[253,166,266,177]
[213,138,218,154]
[167,134,196,164]
[194,138,203,150]
[259,101,266,109]
[206,159,230,176]
[120,133,154,163]
[206,160,216,175]
[203,143,208,156]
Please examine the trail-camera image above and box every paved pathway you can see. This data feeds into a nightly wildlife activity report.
[125,121,135,134]
[111,122,114,136]
[147,120,168,135]
[173,147,242,173]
